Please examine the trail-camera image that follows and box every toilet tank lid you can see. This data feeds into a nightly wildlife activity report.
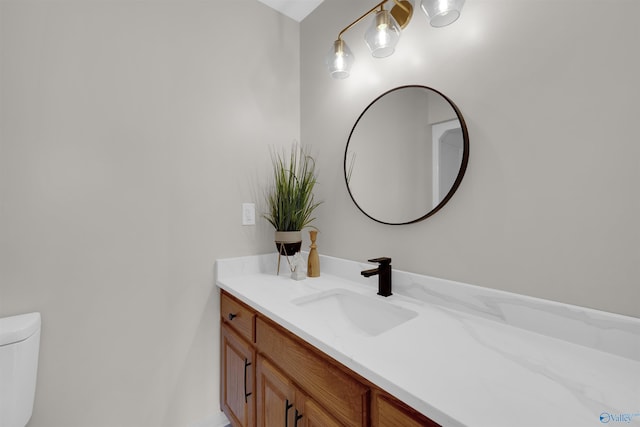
[0,312,41,346]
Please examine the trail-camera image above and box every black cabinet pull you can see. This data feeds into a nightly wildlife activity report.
[294,409,303,427]
[243,358,252,403]
[228,313,237,321]
[285,400,293,427]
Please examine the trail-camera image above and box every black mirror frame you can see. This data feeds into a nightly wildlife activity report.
[344,85,470,225]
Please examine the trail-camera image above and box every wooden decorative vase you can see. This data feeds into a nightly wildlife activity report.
[307,230,320,277]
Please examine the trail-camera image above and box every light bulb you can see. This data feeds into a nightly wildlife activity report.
[325,40,354,79]
[364,10,401,58]
[421,0,465,27]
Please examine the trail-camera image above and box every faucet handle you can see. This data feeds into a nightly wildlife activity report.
[368,257,391,265]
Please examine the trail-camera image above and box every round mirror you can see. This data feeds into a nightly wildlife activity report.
[344,85,469,225]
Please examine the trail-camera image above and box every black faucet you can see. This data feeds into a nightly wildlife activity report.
[361,257,392,297]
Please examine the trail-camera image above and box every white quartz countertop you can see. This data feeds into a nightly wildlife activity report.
[216,253,640,427]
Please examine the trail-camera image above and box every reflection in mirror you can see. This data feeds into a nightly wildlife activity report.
[345,86,468,225]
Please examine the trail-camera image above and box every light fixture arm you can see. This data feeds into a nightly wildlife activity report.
[337,0,387,41]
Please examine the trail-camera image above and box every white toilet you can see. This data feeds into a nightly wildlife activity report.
[0,312,41,427]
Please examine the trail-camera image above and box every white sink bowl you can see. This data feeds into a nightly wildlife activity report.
[291,289,418,337]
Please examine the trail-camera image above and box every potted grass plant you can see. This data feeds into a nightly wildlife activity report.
[264,143,321,258]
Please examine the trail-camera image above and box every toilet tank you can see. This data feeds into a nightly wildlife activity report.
[0,312,41,427]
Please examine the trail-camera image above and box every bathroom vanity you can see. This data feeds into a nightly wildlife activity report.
[220,291,433,426]
[216,254,640,427]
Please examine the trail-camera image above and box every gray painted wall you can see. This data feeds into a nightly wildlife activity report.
[301,0,640,318]
[0,1,298,425]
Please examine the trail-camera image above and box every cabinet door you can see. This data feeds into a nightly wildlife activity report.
[222,324,255,427]
[298,392,343,427]
[256,355,296,427]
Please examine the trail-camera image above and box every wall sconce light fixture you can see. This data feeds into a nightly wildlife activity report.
[325,0,465,79]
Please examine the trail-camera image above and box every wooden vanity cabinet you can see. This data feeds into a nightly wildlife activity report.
[220,290,441,427]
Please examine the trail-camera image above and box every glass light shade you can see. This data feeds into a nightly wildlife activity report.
[326,40,355,79]
[421,0,465,27]
[364,10,401,58]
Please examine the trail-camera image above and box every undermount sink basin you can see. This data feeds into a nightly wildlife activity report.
[291,289,418,337]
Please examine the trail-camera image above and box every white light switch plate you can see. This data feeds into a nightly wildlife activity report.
[242,203,255,226]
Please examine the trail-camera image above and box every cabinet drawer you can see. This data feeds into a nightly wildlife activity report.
[256,317,368,427]
[372,390,440,427]
[221,291,255,343]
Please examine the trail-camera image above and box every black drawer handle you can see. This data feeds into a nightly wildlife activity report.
[285,400,293,427]
[228,313,237,321]
[294,409,303,427]
[243,358,252,403]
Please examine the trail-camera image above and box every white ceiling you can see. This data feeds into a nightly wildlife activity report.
[256,0,325,22]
